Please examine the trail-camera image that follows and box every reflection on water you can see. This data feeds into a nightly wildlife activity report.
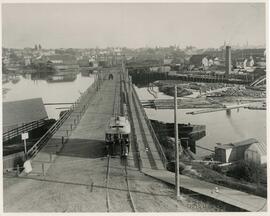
[3,72,95,120]
[137,87,266,158]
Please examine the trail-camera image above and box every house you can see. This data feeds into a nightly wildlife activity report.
[202,57,209,70]
[164,58,173,65]
[214,138,259,163]
[244,142,266,164]
[189,55,206,67]
[158,66,171,73]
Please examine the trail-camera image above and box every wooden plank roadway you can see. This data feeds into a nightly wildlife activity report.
[143,169,267,212]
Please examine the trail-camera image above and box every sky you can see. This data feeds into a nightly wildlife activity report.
[2,3,266,49]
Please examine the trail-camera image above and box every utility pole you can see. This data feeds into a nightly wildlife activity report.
[174,85,180,200]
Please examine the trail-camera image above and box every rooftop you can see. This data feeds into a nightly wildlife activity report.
[3,98,48,130]
[216,138,259,150]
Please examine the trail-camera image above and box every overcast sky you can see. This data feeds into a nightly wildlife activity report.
[2,3,266,49]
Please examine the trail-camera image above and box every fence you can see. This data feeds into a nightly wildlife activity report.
[3,119,47,142]
[3,151,25,172]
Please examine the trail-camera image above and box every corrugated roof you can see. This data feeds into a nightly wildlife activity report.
[248,142,267,155]
[3,98,48,129]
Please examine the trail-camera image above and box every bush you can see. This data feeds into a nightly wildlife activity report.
[226,160,265,183]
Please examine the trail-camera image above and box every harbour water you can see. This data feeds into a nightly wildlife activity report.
[136,86,266,158]
[3,73,95,120]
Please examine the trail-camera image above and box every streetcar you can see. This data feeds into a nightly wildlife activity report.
[105,115,131,157]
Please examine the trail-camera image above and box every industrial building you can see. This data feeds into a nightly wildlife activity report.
[214,138,266,164]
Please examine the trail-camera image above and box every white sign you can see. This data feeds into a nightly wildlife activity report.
[21,132,29,140]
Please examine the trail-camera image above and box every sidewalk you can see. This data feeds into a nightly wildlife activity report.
[143,169,267,212]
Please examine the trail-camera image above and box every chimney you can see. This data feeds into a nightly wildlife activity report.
[225,46,231,78]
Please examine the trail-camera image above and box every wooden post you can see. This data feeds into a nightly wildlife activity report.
[62,136,64,144]
[24,139,28,160]
[174,85,180,200]
[50,153,53,162]
[42,163,45,176]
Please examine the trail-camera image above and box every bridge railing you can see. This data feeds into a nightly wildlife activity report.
[27,72,106,160]
[131,84,168,168]
[27,108,73,159]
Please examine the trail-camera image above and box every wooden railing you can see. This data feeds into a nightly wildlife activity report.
[3,119,47,142]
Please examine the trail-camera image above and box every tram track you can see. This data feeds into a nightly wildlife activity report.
[123,158,137,212]
[105,155,136,212]
[104,71,136,212]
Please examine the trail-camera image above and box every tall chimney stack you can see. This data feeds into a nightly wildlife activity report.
[225,46,231,78]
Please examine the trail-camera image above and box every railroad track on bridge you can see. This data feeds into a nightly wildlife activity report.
[105,155,136,212]
[104,71,137,212]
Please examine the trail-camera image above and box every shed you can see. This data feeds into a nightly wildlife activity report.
[245,142,267,164]
[3,98,48,133]
[215,138,258,163]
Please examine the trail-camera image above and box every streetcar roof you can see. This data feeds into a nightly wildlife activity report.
[105,115,131,134]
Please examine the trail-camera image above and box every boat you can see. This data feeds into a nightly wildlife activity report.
[47,74,77,82]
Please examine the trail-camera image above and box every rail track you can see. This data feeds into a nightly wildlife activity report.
[104,70,136,212]
[105,156,136,212]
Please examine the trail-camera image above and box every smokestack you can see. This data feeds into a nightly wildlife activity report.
[225,46,231,78]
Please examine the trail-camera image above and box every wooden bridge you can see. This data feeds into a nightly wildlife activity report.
[3,65,266,212]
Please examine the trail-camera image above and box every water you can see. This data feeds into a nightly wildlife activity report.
[3,73,95,120]
[136,87,266,158]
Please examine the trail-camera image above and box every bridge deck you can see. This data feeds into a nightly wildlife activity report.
[4,68,192,212]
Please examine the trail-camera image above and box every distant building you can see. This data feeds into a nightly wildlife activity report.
[159,66,171,73]
[214,138,260,163]
[24,56,31,66]
[189,55,206,67]
[150,66,159,72]
[225,46,231,78]
[164,58,173,65]
[208,59,214,66]
[89,58,98,67]
[202,57,209,70]
[47,55,77,65]
[213,57,220,65]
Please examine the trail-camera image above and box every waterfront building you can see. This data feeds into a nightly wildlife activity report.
[3,98,48,133]
[214,138,260,163]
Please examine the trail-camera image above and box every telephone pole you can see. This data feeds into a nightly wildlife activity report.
[174,85,180,200]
